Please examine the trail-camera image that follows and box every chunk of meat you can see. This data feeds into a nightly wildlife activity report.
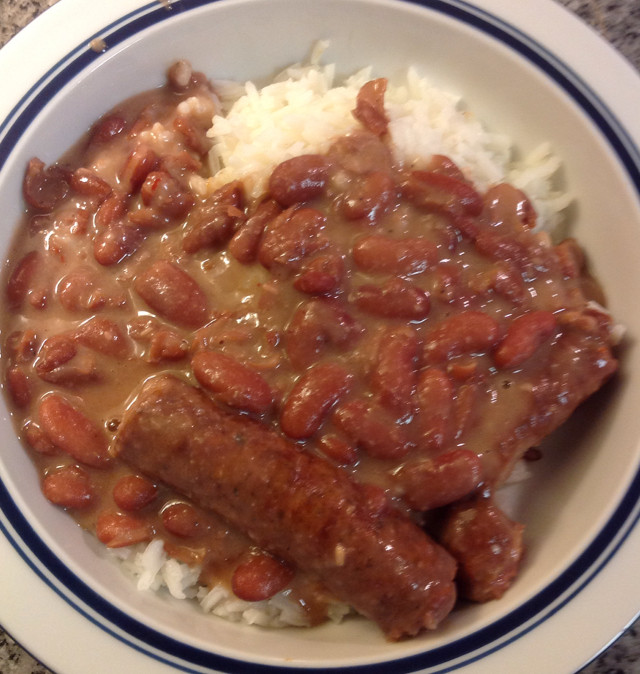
[114,375,457,640]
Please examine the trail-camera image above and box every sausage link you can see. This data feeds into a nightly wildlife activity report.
[192,350,274,415]
[115,375,456,639]
[280,361,353,439]
[494,310,557,369]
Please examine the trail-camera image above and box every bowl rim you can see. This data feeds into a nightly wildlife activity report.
[2,1,640,673]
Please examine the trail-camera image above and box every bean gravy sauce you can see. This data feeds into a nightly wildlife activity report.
[1,62,618,631]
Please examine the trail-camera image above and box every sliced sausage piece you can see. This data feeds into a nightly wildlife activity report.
[114,374,456,640]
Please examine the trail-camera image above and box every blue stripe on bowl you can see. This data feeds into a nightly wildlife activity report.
[1,0,639,672]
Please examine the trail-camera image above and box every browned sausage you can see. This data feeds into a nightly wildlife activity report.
[114,374,457,640]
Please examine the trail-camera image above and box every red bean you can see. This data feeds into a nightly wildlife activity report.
[423,311,501,363]
[258,206,327,270]
[228,199,281,264]
[42,465,95,510]
[352,278,431,321]
[38,394,111,468]
[281,361,353,439]
[173,114,211,156]
[161,502,204,538]
[401,169,483,218]
[24,422,59,456]
[119,145,159,194]
[394,449,483,511]
[94,221,143,265]
[352,78,389,136]
[35,334,77,375]
[293,253,344,295]
[70,167,112,201]
[485,183,537,231]
[494,310,557,369]
[96,511,154,548]
[182,181,244,254]
[139,170,194,219]
[334,399,411,460]
[113,475,158,511]
[285,299,362,370]
[317,433,358,466]
[554,238,585,279]
[94,192,128,229]
[22,158,70,211]
[192,351,274,415]
[231,553,294,602]
[89,113,127,144]
[5,365,31,408]
[134,260,209,328]
[268,154,331,206]
[147,329,189,363]
[352,235,438,275]
[371,326,420,415]
[6,251,40,310]
[74,317,131,359]
[340,171,396,223]
[57,266,127,312]
[329,130,393,175]
[415,367,455,451]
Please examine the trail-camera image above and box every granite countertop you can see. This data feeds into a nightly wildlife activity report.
[1,0,640,672]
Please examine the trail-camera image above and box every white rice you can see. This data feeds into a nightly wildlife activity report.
[119,51,573,630]
[201,44,571,231]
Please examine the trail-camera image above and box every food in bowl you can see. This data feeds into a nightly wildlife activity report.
[1,55,619,641]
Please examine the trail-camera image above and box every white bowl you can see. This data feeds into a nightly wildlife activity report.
[1,1,640,673]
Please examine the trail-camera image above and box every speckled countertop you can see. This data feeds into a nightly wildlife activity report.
[1,0,640,672]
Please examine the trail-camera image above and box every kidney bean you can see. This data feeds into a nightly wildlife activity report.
[42,465,96,510]
[423,311,500,363]
[415,367,455,452]
[35,334,77,376]
[317,433,358,466]
[38,393,111,468]
[113,475,158,511]
[484,183,537,231]
[394,449,483,511]
[281,361,353,439]
[23,421,59,456]
[5,365,32,408]
[258,206,328,270]
[231,553,294,602]
[5,330,39,365]
[334,399,411,460]
[352,234,438,275]
[340,171,396,223]
[192,351,274,415]
[329,130,393,175]
[371,326,420,415]
[285,299,362,370]
[89,113,127,144]
[57,266,127,313]
[183,181,245,254]
[293,252,345,295]
[439,494,524,602]
[401,169,483,218]
[167,59,193,90]
[554,238,585,279]
[96,511,154,548]
[352,277,431,321]
[453,382,480,439]
[494,310,557,369]
[119,145,159,194]
[471,261,527,304]
[140,170,194,219]
[174,114,211,156]
[70,167,112,201]
[147,329,189,363]
[352,78,389,136]
[161,502,204,538]
[426,154,467,182]
[228,199,281,264]
[134,260,209,328]
[6,250,40,310]
[94,191,128,229]
[268,154,331,206]
[94,221,144,265]
[75,317,131,358]
[22,158,70,211]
